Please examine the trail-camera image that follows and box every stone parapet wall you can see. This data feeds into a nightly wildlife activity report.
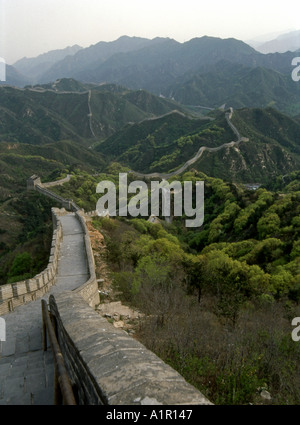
[49,291,212,405]
[73,210,99,308]
[0,208,62,316]
[84,210,99,217]
[42,174,72,188]
[35,185,72,210]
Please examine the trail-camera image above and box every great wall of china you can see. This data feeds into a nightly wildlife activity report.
[0,175,211,405]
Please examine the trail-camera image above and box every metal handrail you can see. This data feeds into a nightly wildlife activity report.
[41,299,77,405]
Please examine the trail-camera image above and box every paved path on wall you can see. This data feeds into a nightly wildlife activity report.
[0,213,89,405]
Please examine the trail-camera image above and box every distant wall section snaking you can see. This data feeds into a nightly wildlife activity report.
[27,175,80,212]
[42,174,72,188]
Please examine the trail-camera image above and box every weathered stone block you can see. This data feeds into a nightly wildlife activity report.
[28,279,37,292]
[0,285,13,301]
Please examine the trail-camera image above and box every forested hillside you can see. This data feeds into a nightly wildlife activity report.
[96,107,300,184]
[0,83,187,145]
[49,167,300,404]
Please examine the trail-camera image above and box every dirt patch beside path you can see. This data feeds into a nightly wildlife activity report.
[86,217,143,334]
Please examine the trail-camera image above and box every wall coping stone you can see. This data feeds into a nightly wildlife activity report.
[50,291,212,405]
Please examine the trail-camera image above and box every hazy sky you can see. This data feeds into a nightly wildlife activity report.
[1,0,299,64]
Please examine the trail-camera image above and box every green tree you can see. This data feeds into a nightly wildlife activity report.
[270,266,295,298]
[200,251,246,325]
[291,239,300,260]
[132,253,180,327]
[257,213,281,239]
[132,254,171,294]
[8,252,33,283]
[183,254,206,303]
[200,250,270,325]
[244,238,284,268]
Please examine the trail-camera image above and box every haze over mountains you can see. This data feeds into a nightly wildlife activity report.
[13,45,83,82]
[250,30,300,54]
[0,32,299,193]
[3,33,299,92]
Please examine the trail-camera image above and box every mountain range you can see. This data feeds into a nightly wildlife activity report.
[1,35,298,119]
[0,77,298,192]
[13,45,83,81]
[251,30,300,54]
[164,60,300,116]
[0,33,299,194]
[2,35,298,89]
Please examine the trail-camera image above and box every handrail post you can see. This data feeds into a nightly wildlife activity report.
[54,365,63,405]
[41,299,76,405]
[42,307,47,351]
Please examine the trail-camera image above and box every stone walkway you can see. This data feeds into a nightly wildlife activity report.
[0,213,89,405]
